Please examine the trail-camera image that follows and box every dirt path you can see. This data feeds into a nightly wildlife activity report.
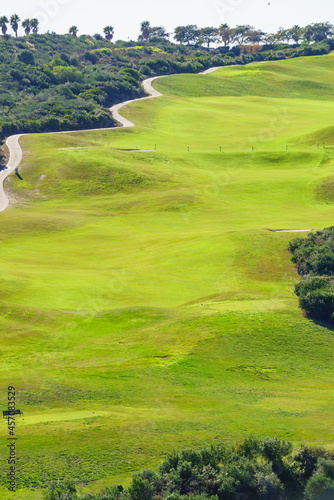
[0,69,221,212]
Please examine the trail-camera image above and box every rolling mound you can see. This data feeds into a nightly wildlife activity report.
[155,52,334,100]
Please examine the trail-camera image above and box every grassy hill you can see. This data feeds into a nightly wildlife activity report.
[0,52,334,498]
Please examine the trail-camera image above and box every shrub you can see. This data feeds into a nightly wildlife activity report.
[84,51,98,64]
[290,227,334,321]
[128,474,155,500]
[305,459,334,500]
[293,445,330,481]
[122,68,140,80]
[43,480,77,499]
[140,64,152,76]
[18,50,35,65]
[296,279,334,320]
[255,471,284,499]
[50,57,68,67]
[52,66,84,83]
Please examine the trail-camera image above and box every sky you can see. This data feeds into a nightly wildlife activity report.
[4,0,334,41]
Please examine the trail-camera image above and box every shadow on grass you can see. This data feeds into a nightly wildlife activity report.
[307,316,334,332]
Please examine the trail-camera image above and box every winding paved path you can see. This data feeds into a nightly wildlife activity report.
[0,134,24,211]
[0,69,219,212]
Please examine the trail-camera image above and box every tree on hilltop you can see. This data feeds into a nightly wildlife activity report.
[0,16,8,36]
[140,21,150,41]
[233,24,254,44]
[174,25,199,45]
[218,23,232,47]
[10,14,20,37]
[22,19,31,35]
[289,25,302,43]
[303,22,334,42]
[103,25,114,41]
[199,26,217,47]
[69,25,78,36]
[245,29,266,45]
[149,25,169,40]
[263,33,277,45]
[275,27,291,43]
[30,18,39,34]
[139,22,169,41]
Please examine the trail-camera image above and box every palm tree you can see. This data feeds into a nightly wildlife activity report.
[0,16,8,36]
[69,26,78,36]
[140,21,150,41]
[22,19,31,35]
[103,25,114,41]
[10,14,20,37]
[30,18,39,34]
[289,25,302,44]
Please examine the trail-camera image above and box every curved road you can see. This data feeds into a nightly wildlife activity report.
[0,70,219,212]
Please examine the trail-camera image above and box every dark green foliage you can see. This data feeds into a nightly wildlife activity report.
[43,480,77,499]
[17,49,35,65]
[45,437,333,500]
[260,436,293,463]
[158,445,226,475]
[290,227,334,321]
[296,278,334,320]
[289,227,334,276]
[84,51,98,64]
[83,485,124,500]
[304,459,334,499]
[0,34,145,138]
[293,446,331,481]
[127,472,156,500]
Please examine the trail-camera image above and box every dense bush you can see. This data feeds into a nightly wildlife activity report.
[43,436,334,500]
[290,227,334,321]
[17,49,35,65]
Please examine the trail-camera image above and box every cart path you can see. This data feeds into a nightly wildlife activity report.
[0,134,24,212]
[0,68,220,212]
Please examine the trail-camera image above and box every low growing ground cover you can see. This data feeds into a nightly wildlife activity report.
[0,53,333,498]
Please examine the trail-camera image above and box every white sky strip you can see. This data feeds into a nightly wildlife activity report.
[4,0,334,42]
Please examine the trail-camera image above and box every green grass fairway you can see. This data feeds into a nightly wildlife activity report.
[1,53,334,498]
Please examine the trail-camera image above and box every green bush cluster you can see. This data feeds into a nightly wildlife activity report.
[0,34,146,138]
[43,436,334,499]
[290,227,334,321]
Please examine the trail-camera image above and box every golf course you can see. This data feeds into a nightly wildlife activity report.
[1,52,334,498]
